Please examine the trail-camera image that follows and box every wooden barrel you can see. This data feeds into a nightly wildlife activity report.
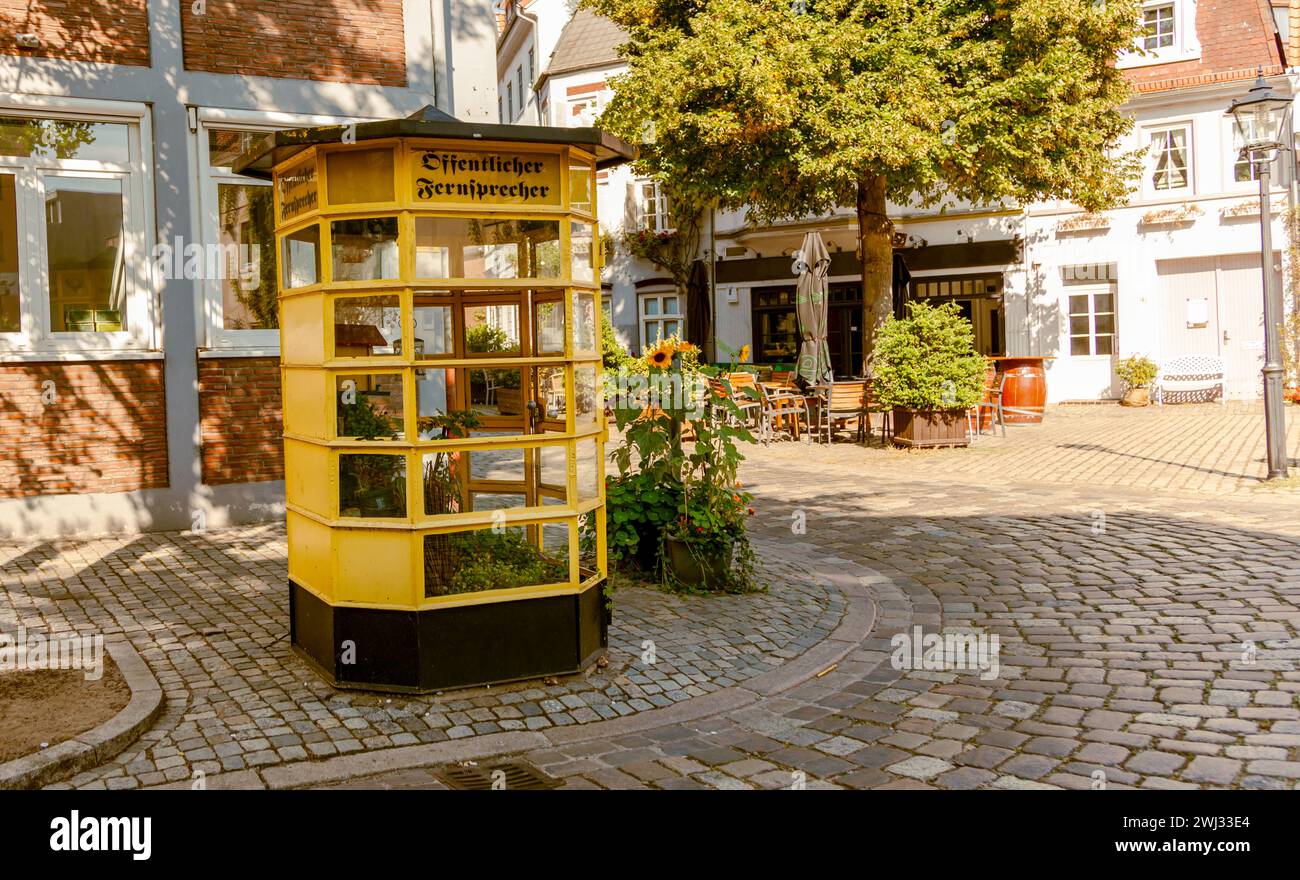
[1000,365,1046,424]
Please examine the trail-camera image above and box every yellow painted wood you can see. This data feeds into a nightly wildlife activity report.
[276,138,608,612]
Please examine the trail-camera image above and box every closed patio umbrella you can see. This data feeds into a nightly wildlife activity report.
[795,231,833,386]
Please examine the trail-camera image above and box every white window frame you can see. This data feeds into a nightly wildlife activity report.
[639,290,682,351]
[568,91,607,128]
[1065,285,1117,358]
[1143,122,1193,197]
[196,108,363,353]
[634,178,671,232]
[1119,0,1200,68]
[0,101,155,358]
[1225,116,1282,190]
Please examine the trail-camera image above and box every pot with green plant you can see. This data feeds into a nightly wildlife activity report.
[873,301,986,448]
[1115,354,1159,407]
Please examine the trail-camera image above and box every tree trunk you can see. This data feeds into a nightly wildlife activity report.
[857,175,894,378]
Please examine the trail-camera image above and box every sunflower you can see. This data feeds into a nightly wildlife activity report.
[647,340,674,369]
[738,344,751,362]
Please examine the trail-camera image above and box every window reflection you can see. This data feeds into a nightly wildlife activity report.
[415,216,559,279]
[331,217,399,281]
[45,177,125,332]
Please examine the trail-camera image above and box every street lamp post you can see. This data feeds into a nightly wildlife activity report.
[1228,73,1292,480]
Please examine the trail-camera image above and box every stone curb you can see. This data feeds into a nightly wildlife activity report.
[155,554,885,790]
[0,637,164,790]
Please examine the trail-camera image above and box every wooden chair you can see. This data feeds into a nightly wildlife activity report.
[712,373,762,431]
[769,369,795,387]
[815,380,869,444]
[863,381,893,445]
[968,370,1005,441]
[757,382,810,443]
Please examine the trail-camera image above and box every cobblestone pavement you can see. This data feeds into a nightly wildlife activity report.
[5,403,1300,790]
[314,406,1300,791]
[839,402,1300,495]
[0,531,839,789]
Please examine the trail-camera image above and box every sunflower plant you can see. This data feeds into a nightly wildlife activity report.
[605,337,761,593]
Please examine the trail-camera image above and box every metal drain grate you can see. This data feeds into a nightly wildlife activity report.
[435,762,560,791]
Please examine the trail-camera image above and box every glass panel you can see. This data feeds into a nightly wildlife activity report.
[535,297,565,354]
[336,374,404,440]
[334,295,400,357]
[578,510,598,571]
[1094,293,1115,313]
[326,148,395,204]
[538,442,566,492]
[571,220,594,283]
[339,454,407,518]
[464,303,521,355]
[423,526,569,597]
[45,177,125,332]
[0,174,18,332]
[1070,336,1091,356]
[467,440,525,482]
[535,365,567,421]
[1068,294,1089,316]
[421,448,465,516]
[282,224,320,289]
[468,367,524,416]
[662,296,680,315]
[1094,313,1115,335]
[1069,315,1091,335]
[573,290,597,353]
[569,162,594,214]
[662,319,680,339]
[575,364,599,427]
[576,437,600,502]
[0,117,129,162]
[415,216,560,279]
[415,367,461,439]
[469,492,528,512]
[1095,335,1114,356]
[217,183,277,329]
[644,298,660,317]
[331,217,399,281]
[208,129,276,168]
[413,298,454,359]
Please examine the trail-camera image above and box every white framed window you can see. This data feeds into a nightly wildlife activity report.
[508,83,515,118]
[1067,288,1116,357]
[1121,0,1200,67]
[639,291,681,350]
[1229,116,1281,186]
[1142,3,1175,50]
[634,178,671,232]
[200,125,278,349]
[569,92,606,127]
[1145,124,1192,195]
[197,108,363,352]
[0,106,154,356]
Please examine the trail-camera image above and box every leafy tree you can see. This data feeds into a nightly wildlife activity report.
[585,0,1143,372]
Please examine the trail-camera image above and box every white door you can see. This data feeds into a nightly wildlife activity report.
[1156,254,1274,399]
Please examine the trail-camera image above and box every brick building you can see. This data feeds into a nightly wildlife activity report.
[0,1,498,538]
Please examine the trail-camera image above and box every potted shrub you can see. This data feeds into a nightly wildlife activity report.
[1115,354,1158,407]
[873,301,985,448]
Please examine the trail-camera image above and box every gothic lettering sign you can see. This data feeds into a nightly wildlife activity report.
[278,157,318,222]
[412,149,561,206]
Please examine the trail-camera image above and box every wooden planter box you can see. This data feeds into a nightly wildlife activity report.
[496,387,523,415]
[891,407,969,448]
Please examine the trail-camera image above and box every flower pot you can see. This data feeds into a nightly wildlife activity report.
[496,387,523,415]
[1121,387,1150,407]
[890,408,970,448]
[664,535,733,590]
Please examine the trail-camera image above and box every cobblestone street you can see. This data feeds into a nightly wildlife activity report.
[2,404,1299,789]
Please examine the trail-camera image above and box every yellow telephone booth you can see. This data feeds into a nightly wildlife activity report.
[237,108,635,691]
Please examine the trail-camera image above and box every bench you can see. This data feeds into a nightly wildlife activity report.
[1154,355,1226,406]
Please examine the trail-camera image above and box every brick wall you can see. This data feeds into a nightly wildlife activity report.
[198,357,284,486]
[0,360,168,498]
[1126,0,1284,92]
[181,1,407,86]
[0,0,151,66]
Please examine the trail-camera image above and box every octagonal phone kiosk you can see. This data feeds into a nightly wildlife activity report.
[237,110,635,691]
